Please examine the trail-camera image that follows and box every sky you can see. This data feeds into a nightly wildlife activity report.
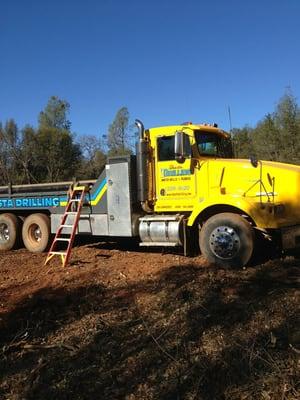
[1,0,300,138]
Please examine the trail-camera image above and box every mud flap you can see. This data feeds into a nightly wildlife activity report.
[281,225,300,250]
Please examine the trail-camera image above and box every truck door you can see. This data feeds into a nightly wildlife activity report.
[154,134,196,212]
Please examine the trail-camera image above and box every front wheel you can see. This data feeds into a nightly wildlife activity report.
[22,213,51,253]
[199,213,254,268]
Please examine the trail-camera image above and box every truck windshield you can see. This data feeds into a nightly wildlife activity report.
[195,131,232,158]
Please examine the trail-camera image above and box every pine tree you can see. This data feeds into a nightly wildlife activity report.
[107,107,132,156]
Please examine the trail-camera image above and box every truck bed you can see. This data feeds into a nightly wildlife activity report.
[0,180,96,196]
[0,178,101,213]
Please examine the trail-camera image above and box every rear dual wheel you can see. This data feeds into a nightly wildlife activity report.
[0,212,51,253]
[22,213,51,253]
[0,213,21,251]
[199,212,254,268]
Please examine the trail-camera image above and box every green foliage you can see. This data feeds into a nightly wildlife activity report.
[0,123,11,184]
[32,127,81,182]
[107,107,132,156]
[0,97,82,184]
[77,135,106,179]
[3,90,299,187]
[0,101,137,184]
[232,126,254,158]
[0,119,21,184]
[38,96,71,131]
[19,125,37,183]
[35,96,82,182]
[233,90,300,164]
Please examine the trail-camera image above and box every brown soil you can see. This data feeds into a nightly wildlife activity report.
[0,240,299,400]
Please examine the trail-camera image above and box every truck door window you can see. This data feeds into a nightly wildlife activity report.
[158,136,191,161]
[158,136,175,161]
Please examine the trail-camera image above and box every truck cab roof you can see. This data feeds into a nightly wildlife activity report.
[148,123,230,139]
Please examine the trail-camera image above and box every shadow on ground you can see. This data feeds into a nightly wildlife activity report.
[0,259,299,400]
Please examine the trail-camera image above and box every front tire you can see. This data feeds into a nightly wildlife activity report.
[22,213,51,253]
[199,213,254,268]
[0,213,21,251]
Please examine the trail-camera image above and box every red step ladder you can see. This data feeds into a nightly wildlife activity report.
[45,185,88,267]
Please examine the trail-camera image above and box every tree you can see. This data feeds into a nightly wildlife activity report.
[19,125,40,183]
[273,91,300,164]
[0,119,22,184]
[233,89,300,165]
[251,114,281,161]
[38,96,71,131]
[232,126,254,159]
[107,107,132,156]
[30,127,81,182]
[0,123,10,184]
[34,96,82,182]
[77,135,106,179]
[0,120,42,184]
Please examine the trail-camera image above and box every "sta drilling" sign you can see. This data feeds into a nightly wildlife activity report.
[0,197,60,209]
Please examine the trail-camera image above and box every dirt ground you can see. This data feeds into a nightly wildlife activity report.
[0,240,299,400]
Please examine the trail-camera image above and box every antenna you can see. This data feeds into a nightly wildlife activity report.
[227,105,236,158]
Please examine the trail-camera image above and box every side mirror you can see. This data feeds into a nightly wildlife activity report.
[174,131,190,163]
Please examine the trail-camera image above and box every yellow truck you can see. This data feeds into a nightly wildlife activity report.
[1,119,300,267]
[136,120,300,267]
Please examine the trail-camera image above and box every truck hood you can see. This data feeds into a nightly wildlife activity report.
[206,158,300,226]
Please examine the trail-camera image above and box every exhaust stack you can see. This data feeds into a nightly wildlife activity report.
[135,119,149,205]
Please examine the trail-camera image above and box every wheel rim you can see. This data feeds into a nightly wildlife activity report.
[209,225,240,259]
[28,224,42,243]
[0,223,10,242]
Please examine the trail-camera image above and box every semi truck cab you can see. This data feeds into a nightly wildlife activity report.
[136,120,300,266]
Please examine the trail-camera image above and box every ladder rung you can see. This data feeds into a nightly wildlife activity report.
[55,238,71,242]
[69,199,81,202]
[60,224,74,228]
[65,211,77,215]
[49,251,67,255]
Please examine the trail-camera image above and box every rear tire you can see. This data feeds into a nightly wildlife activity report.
[199,212,254,268]
[22,213,51,253]
[0,213,21,251]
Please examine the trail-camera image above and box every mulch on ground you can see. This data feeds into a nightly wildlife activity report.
[0,241,299,399]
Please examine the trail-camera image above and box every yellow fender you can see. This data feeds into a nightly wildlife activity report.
[187,195,269,228]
